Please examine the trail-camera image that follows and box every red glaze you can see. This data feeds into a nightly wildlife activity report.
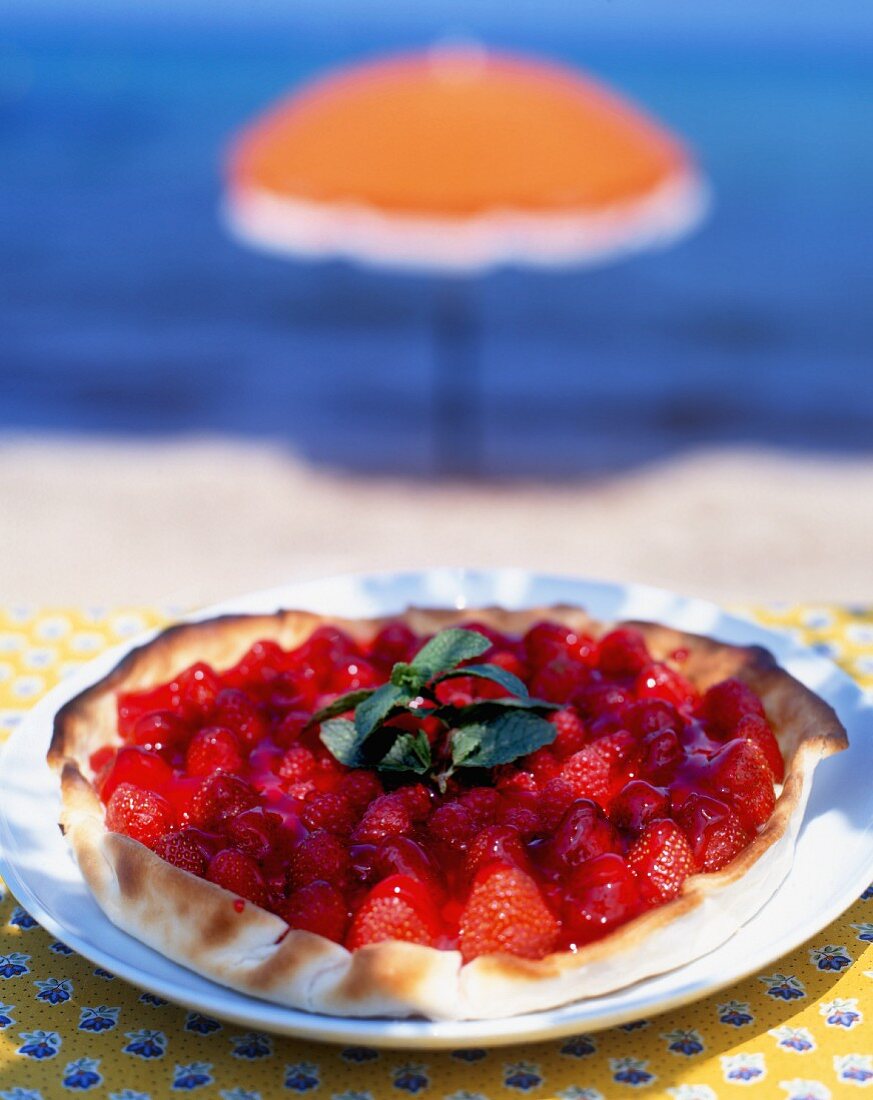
[101,618,780,961]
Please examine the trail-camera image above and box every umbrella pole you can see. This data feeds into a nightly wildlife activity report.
[432,276,480,477]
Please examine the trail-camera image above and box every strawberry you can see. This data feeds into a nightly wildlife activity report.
[98,746,173,803]
[369,621,418,669]
[627,819,697,904]
[625,699,682,738]
[559,732,633,807]
[538,778,576,831]
[735,713,784,783]
[675,792,752,872]
[287,830,350,890]
[551,798,621,868]
[598,628,650,676]
[610,779,670,833]
[225,806,285,861]
[212,687,268,748]
[172,662,222,724]
[130,710,190,754]
[374,837,441,894]
[708,738,776,830]
[459,863,559,963]
[278,880,348,943]
[529,656,591,704]
[638,726,683,784]
[464,825,531,882]
[185,726,244,777]
[563,853,642,945]
[189,773,257,829]
[635,663,698,710]
[105,782,174,849]
[550,708,587,757]
[155,829,210,876]
[347,875,440,950]
[207,848,267,906]
[700,677,766,736]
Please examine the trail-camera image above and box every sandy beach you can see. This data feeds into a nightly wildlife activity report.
[3,434,870,610]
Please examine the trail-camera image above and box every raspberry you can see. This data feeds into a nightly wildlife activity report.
[498,804,541,839]
[398,783,433,822]
[130,711,190,754]
[185,726,244,777]
[301,792,357,835]
[551,798,621,868]
[155,829,210,876]
[98,746,173,803]
[627,819,697,904]
[538,778,576,831]
[278,744,316,787]
[736,713,784,783]
[347,875,440,950]
[353,794,413,844]
[610,779,670,832]
[288,830,350,890]
[464,825,530,881]
[105,783,175,849]
[427,801,476,851]
[273,709,310,749]
[495,767,538,793]
[207,848,267,907]
[189,773,257,829]
[278,880,348,943]
[459,787,501,826]
[708,738,777,831]
[213,688,268,748]
[598,628,650,676]
[563,853,642,945]
[369,622,419,669]
[225,806,284,860]
[700,678,766,735]
[635,663,698,710]
[675,792,752,872]
[339,770,384,810]
[550,708,587,757]
[459,863,559,963]
[524,747,561,784]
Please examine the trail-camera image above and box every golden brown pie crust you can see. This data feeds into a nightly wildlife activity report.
[49,606,847,1020]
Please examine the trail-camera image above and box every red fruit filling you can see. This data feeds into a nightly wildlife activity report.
[98,620,783,961]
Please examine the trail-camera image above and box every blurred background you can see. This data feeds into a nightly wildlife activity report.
[1,0,871,608]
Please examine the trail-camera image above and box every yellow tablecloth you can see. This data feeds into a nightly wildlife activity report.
[0,605,871,1100]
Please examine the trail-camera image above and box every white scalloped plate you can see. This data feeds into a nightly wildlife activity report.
[1,570,871,1049]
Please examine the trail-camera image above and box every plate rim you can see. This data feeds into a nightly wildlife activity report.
[1,568,871,1049]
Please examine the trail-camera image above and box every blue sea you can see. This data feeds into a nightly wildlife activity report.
[1,9,871,476]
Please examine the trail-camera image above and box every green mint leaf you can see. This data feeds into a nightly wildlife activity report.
[389,662,426,694]
[409,628,491,680]
[319,717,367,767]
[310,688,375,725]
[379,731,432,773]
[354,682,410,738]
[442,697,559,727]
[450,710,557,769]
[442,662,530,698]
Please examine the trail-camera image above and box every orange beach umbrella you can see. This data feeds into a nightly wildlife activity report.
[224,47,708,468]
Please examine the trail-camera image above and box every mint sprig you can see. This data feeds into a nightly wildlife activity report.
[312,627,557,784]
